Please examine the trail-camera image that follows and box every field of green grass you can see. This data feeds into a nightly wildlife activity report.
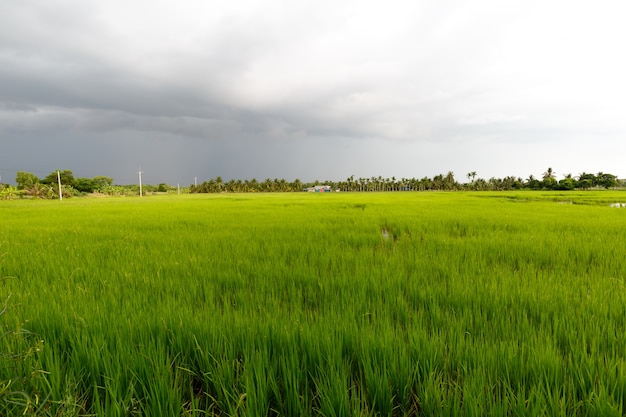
[1,191,626,416]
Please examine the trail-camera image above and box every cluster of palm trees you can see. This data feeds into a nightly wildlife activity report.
[191,177,304,193]
[191,169,621,194]
[338,173,458,192]
[338,170,618,191]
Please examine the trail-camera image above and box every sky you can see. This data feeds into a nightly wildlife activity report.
[1,0,625,185]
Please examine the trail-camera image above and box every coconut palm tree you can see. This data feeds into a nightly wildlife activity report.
[443,171,456,190]
[542,167,555,180]
[542,168,557,189]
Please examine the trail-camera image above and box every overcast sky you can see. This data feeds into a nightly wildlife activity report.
[1,0,625,185]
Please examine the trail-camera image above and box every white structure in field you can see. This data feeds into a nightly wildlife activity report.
[305,185,332,192]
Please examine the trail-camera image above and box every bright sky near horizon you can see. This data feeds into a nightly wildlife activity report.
[1,0,625,185]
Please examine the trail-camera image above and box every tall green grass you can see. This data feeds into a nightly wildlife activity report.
[1,191,626,415]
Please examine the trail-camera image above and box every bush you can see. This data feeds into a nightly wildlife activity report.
[0,186,22,200]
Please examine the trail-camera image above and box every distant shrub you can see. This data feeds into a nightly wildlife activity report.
[0,186,22,200]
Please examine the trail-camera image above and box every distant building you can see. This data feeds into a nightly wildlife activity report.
[305,185,332,192]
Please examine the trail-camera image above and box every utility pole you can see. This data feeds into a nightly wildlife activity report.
[57,170,63,201]
[138,169,143,198]
[194,177,198,187]
[177,183,180,195]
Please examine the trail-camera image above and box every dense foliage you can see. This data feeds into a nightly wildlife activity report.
[1,192,626,415]
[1,168,621,200]
[190,170,621,193]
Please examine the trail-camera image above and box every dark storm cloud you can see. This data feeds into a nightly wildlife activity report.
[1,0,625,184]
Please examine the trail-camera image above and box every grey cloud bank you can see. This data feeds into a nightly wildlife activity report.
[1,0,625,185]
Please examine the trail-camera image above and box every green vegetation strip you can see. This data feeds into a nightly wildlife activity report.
[1,192,626,416]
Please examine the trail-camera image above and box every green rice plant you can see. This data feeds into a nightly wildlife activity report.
[1,191,626,415]
[0,294,47,415]
[312,358,352,417]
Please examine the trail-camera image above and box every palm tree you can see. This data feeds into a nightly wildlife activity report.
[215,176,223,192]
[280,178,288,191]
[444,171,456,190]
[347,175,355,192]
[542,167,555,180]
[474,178,488,190]
[226,179,236,192]
[488,177,502,191]
[542,168,557,190]
[526,175,541,190]
[432,174,444,190]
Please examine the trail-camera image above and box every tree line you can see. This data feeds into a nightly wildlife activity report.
[191,169,621,193]
[0,170,173,199]
[0,168,622,200]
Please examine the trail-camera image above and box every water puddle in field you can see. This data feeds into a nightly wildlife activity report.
[381,227,398,242]
[609,203,626,208]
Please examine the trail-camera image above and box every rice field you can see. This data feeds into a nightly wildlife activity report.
[1,191,626,416]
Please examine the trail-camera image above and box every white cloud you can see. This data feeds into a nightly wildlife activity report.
[458,113,528,126]
[1,0,626,182]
